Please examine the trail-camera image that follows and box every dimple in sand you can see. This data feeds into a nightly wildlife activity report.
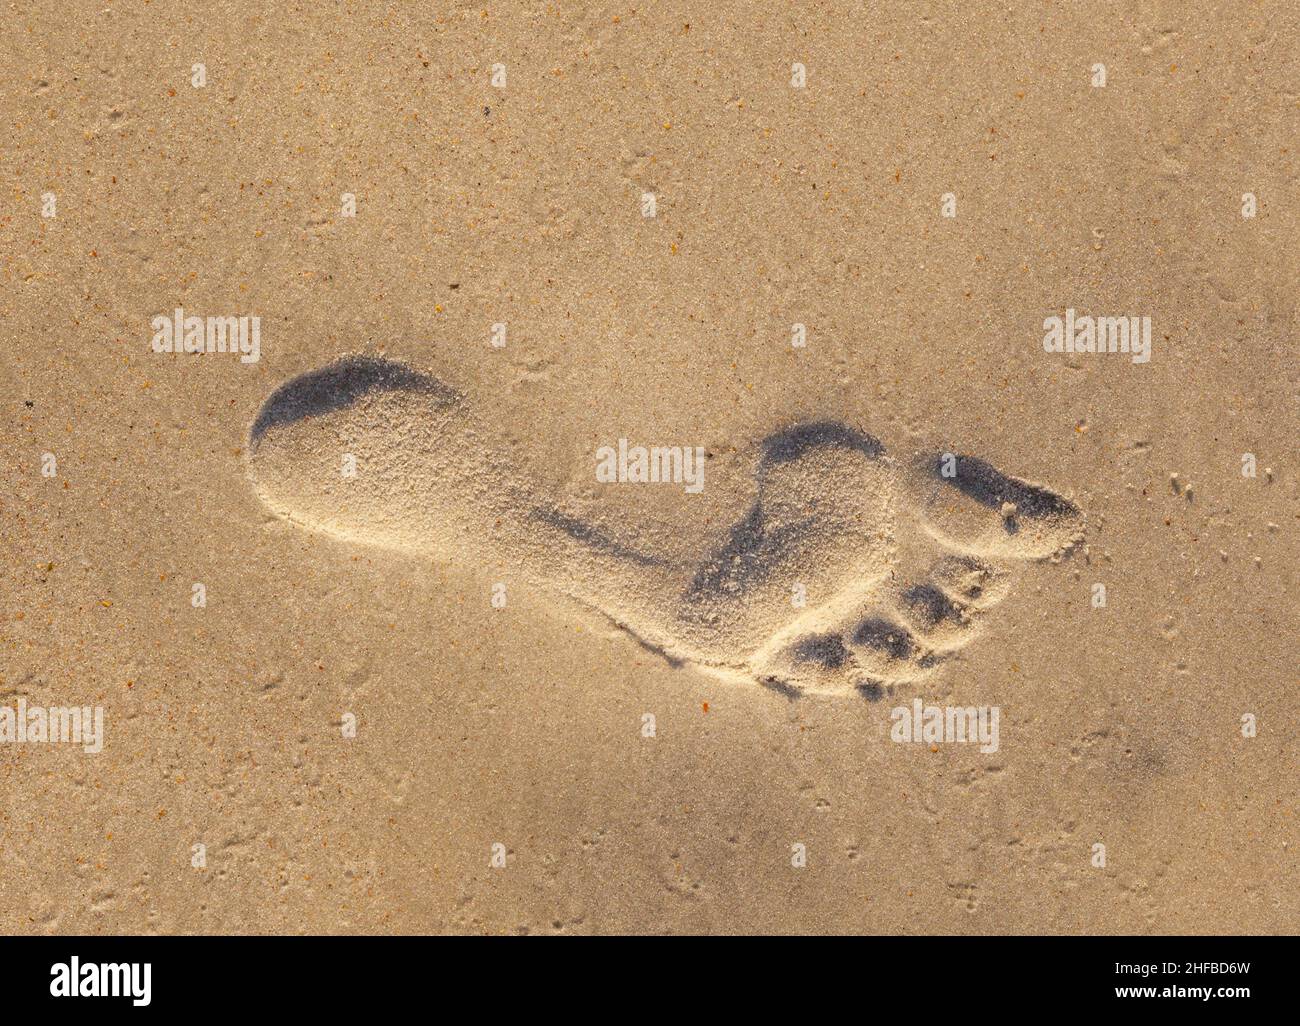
[247,356,1084,698]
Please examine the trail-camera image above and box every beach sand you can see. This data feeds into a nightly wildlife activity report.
[2,1,1295,933]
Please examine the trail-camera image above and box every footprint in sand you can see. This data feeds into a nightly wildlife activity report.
[247,356,1084,699]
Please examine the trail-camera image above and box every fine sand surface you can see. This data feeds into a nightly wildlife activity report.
[2,3,1296,934]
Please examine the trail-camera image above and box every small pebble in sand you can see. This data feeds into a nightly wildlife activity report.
[1000,501,1017,520]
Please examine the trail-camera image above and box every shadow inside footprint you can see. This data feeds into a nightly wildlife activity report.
[685,421,888,601]
[760,421,884,467]
[792,632,851,669]
[931,453,1080,523]
[852,617,916,661]
[856,680,892,702]
[900,583,967,628]
[920,452,1084,560]
[250,356,459,450]
[528,505,667,568]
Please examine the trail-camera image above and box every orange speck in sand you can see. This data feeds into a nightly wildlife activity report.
[702,702,709,713]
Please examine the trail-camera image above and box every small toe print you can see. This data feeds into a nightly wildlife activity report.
[792,633,851,670]
[901,583,968,629]
[851,618,916,661]
[856,679,893,702]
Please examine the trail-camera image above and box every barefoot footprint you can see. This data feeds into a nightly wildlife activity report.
[248,356,1083,698]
